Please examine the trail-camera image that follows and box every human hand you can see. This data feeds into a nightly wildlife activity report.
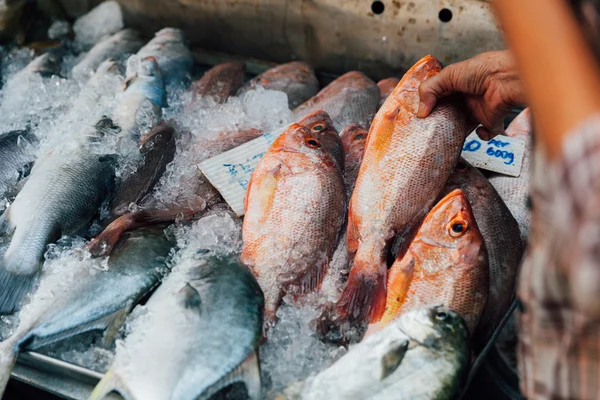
[417,50,526,140]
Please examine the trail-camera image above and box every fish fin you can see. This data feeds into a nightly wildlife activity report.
[380,339,409,380]
[177,282,202,312]
[122,75,136,91]
[89,369,136,400]
[101,302,134,348]
[336,245,387,323]
[346,206,359,253]
[244,163,281,218]
[0,337,19,396]
[196,351,261,400]
[0,267,38,315]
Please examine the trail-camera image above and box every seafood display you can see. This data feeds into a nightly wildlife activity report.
[0,2,528,399]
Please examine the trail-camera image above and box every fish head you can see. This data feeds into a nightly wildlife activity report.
[123,56,166,107]
[340,124,368,155]
[396,305,469,350]
[270,122,337,167]
[297,110,344,170]
[412,188,485,271]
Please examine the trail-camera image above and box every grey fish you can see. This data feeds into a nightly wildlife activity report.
[293,71,379,132]
[0,129,37,199]
[442,158,522,348]
[287,306,469,400]
[110,122,177,217]
[0,118,116,314]
[89,252,264,400]
[136,27,194,86]
[0,226,174,395]
[72,28,144,81]
[238,61,319,109]
[488,108,532,246]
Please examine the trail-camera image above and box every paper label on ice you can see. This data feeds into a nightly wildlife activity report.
[460,131,525,177]
[198,127,285,216]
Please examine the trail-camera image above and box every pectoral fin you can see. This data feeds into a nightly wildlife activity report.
[380,339,409,380]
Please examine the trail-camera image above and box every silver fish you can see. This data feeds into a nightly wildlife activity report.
[290,306,469,400]
[0,226,174,395]
[114,56,165,140]
[89,252,264,400]
[0,129,37,199]
[15,49,63,78]
[72,28,144,81]
[136,27,194,86]
[0,118,117,314]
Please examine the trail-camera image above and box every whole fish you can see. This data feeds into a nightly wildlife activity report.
[114,56,166,140]
[0,118,116,314]
[377,77,399,108]
[0,0,25,44]
[190,61,246,105]
[291,306,469,400]
[110,122,177,217]
[339,124,368,196]
[0,226,174,395]
[366,189,488,336]
[488,108,532,246]
[242,117,346,326]
[0,129,37,199]
[89,253,264,400]
[293,71,380,132]
[136,27,194,86]
[238,61,319,109]
[442,158,522,347]
[72,28,144,81]
[338,55,468,322]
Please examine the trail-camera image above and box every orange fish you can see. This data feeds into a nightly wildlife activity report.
[237,61,319,108]
[377,77,400,107]
[337,55,468,322]
[340,124,368,196]
[366,189,488,336]
[190,61,246,105]
[241,115,346,327]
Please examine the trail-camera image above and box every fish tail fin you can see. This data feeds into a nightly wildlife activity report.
[0,337,19,396]
[0,266,37,315]
[336,244,387,323]
[89,369,135,400]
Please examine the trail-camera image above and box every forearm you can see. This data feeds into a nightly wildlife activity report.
[493,0,600,158]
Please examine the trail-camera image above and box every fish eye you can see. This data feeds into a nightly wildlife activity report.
[436,311,448,321]
[305,137,321,148]
[196,249,209,255]
[448,219,469,237]
[456,160,467,172]
[312,124,325,132]
[354,133,365,141]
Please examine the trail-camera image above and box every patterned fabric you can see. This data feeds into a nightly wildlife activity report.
[518,115,600,399]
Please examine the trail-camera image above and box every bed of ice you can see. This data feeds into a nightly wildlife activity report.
[0,15,348,399]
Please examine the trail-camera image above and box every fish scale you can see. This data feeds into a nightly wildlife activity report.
[338,55,468,323]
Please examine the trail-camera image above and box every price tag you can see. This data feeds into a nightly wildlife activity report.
[460,131,525,177]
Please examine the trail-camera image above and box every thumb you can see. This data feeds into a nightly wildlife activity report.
[417,64,462,118]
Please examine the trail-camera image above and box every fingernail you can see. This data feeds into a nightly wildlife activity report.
[417,102,427,118]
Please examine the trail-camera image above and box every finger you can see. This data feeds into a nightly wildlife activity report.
[475,126,494,141]
[417,64,462,118]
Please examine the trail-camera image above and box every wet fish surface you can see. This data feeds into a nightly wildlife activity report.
[0,226,174,395]
[290,306,469,400]
[338,55,468,323]
[238,61,319,109]
[442,158,522,347]
[293,71,379,132]
[136,27,194,86]
[242,114,345,326]
[0,129,37,199]
[190,61,246,104]
[488,108,532,246]
[0,118,117,314]
[367,189,488,336]
[90,252,264,400]
[72,28,144,81]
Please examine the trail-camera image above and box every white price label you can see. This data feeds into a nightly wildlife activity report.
[460,131,525,177]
